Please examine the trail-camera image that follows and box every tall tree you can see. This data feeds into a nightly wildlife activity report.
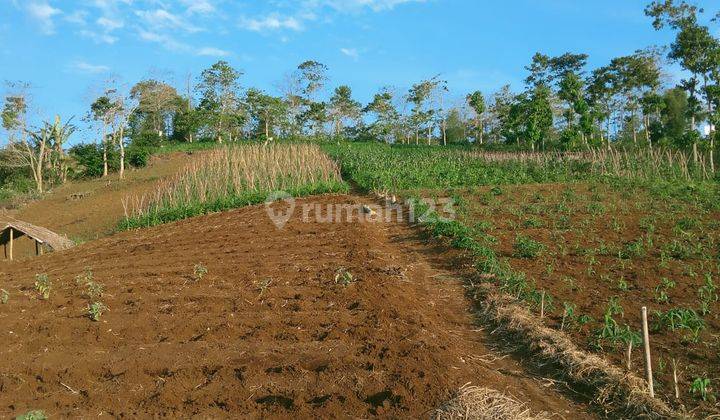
[525,85,554,151]
[130,79,179,139]
[647,0,720,169]
[197,61,242,143]
[90,94,115,177]
[466,91,486,144]
[245,88,287,142]
[1,83,30,145]
[365,88,400,143]
[328,85,361,137]
[407,77,441,144]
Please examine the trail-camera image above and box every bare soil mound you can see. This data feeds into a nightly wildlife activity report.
[0,195,590,418]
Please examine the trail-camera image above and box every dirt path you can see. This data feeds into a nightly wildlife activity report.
[0,194,591,418]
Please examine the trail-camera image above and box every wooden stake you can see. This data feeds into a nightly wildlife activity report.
[8,228,13,261]
[35,240,39,256]
[642,306,654,398]
[626,340,633,370]
[540,291,545,319]
[672,358,679,400]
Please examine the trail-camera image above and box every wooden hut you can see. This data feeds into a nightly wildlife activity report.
[0,219,74,260]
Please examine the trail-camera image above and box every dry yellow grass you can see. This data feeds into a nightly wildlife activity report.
[435,385,549,420]
[121,143,346,226]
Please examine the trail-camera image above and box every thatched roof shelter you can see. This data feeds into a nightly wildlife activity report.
[0,219,74,260]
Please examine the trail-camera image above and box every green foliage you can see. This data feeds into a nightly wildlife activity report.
[15,410,47,420]
[193,264,208,281]
[75,268,104,299]
[1,288,8,304]
[619,238,645,259]
[654,308,705,342]
[690,377,715,402]
[87,302,107,321]
[334,268,355,286]
[34,274,51,300]
[698,274,718,315]
[324,143,590,193]
[654,277,676,303]
[68,143,119,178]
[513,235,545,258]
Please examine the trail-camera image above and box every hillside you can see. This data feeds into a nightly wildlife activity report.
[0,194,589,418]
[0,152,194,260]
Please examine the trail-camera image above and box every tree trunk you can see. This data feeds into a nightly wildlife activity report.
[102,124,108,178]
[692,115,698,163]
[711,134,715,173]
[442,119,447,146]
[118,127,125,180]
[479,119,483,145]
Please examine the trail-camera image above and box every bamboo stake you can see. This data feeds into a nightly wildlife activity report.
[540,291,545,319]
[8,227,13,261]
[626,341,633,370]
[642,306,654,398]
[672,358,679,400]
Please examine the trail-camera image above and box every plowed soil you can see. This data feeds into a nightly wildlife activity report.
[0,194,591,418]
[456,183,720,415]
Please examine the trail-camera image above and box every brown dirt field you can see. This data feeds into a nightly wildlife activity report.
[1,152,193,247]
[455,183,720,415]
[0,194,592,418]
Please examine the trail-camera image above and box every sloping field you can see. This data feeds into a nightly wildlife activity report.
[2,152,194,244]
[0,194,590,418]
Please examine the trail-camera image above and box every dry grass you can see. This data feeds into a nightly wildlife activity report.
[464,147,712,181]
[476,285,677,419]
[122,143,344,221]
[435,384,548,420]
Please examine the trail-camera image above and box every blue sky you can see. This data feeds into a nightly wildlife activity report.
[0,0,709,144]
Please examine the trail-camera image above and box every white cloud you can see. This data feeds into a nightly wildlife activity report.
[340,47,359,60]
[79,29,118,44]
[96,16,124,31]
[69,60,110,74]
[135,9,201,33]
[65,10,88,25]
[137,29,188,52]
[138,29,230,57]
[305,0,426,13]
[26,1,62,34]
[236,0,424,35]
[197,47,231,57]
[239,14,304,32]
[181,0,215,15]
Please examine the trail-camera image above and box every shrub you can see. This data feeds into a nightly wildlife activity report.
[69,143,120,178]
[513,235,545,258]
[126,146,151,168]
